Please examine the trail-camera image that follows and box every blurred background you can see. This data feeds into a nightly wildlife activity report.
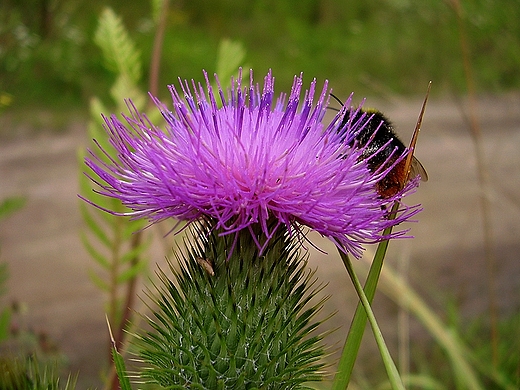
[1,0,519,388]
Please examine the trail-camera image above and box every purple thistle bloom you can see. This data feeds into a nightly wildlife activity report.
[83,69,420,257]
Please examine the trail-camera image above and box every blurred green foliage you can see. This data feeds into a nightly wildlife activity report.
[1,0,519,111]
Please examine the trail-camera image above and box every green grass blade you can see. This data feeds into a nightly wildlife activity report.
[107,315,132,390]
[341,251,405,390]
[374,260,488,390]
[0,307,11,341]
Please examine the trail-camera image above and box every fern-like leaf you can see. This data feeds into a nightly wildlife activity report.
[110,74,146,111]
[95,7,142,85]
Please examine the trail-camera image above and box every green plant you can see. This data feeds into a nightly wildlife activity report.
[0,356,77,390]
[78,8,152,387]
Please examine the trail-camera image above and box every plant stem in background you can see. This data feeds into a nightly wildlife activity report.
[367,258,490,390]
[449,0,498,368]
[107,231,142,390]
[149,0,170,101]
[114,232,141,350]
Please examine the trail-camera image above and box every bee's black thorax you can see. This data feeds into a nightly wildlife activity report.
[339,109,406,172]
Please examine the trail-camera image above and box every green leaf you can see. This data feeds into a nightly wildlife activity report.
[215,39,247,91]
[122,218,147,239]
[80,203,112,248]
[89,97,108,126]
[110,74,146,111]
[0,356,78,389]
[120,239,149,264]
[88,269,110,292]
[80,232,110,269]
[116,258,147,284]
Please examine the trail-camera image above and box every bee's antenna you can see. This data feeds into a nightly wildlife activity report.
[404,81,431,182]
[330,93,345,107]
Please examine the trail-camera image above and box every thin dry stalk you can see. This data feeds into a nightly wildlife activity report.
[449,0,498,368]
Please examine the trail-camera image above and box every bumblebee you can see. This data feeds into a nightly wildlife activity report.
[338,108,428,198]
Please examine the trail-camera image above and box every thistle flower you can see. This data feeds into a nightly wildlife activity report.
[84,69,419,257]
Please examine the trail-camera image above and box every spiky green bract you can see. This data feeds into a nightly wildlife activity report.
[136,221,328,389]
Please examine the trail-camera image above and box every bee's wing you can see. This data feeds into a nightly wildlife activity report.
[409,156,428,182]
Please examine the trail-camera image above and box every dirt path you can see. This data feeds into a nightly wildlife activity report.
[1,94,519,387]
